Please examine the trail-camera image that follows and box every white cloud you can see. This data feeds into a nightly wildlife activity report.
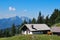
[9,6,16,11]
[23,9,27,12]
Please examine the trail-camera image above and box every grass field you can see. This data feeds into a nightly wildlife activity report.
[0,34,60,40]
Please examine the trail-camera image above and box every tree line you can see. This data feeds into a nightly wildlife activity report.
[0,9,60,37]
[0,24,17,37]
[30,9,60,26]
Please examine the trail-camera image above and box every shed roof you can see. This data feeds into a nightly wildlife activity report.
[51,27,60,32]
[23,24,50,31]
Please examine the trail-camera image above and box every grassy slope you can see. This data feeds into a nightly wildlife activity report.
[0,35,60,40]
[55,23,60,27]
[51,23,60,27]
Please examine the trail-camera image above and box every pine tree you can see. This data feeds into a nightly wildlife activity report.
[16,25,21,34]
[31,18,36,24]
[37,11,44,24]
[55,16,60,23]
[4,28,10,37]
[28,19,31,24]
[45,15,50,26]
[55,10,60,23]
[11,24,16,36]
[50,9,60,25]
[23,20,28,24]
[0,30,3,37]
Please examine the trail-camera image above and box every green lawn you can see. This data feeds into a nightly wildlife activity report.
[0,34,60,40]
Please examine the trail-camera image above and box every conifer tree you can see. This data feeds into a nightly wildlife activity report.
[11,24,16,36]
[37,11,44,24]
[31,18,36,24]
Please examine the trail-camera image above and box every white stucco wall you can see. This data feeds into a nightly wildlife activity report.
[22,31,26,35]
[28,31,33,34]
[22,31,33,35]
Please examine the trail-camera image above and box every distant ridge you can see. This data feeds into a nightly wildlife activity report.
[0,16,31,29]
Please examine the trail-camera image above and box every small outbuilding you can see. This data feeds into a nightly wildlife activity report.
[51,27,60,35]
[20,24,50,35]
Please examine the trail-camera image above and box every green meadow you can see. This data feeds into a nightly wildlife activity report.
[0,35,60,40]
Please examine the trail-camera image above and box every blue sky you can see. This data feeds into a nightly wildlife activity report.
[0,0,60,19]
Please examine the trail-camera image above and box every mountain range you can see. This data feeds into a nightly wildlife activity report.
[0,16,30,29]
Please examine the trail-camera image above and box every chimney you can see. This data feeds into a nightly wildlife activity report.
[31,25,34,29]
[31,25,37,30]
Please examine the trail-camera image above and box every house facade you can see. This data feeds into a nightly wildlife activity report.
[21,24,50,35]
